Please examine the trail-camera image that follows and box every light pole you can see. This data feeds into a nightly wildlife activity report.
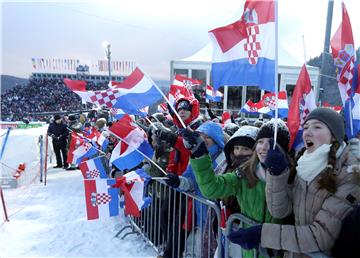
[102,41,111,81]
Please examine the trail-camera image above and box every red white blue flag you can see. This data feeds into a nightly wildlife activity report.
[84,179,119,220]
[109,115,153,171]
[240,91,288,118]
[111,67,162,113]
[79,156,108,179]
[111,169,152,217]
[330,3,359,138]
[209,0,276,91]
[73,142,98,165]
[205,85,223,102]
[288,65,317,150]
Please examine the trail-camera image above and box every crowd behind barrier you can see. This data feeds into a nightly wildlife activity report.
[1,84,359,258]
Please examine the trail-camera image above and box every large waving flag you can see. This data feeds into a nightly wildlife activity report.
[210,0,275,91]
[84,179,119,220]
[240,91,288,118]
[330,2,355,105]
[206,85,223,102]
[79,156,108,179]
[288,65,317,150]
[111,67,162,112]
[109,115,153,171]
[330,3,359,138]
[63,79,91,103]
[111,169,152,217]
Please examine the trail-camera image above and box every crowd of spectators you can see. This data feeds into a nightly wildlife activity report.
[1,78,108,121]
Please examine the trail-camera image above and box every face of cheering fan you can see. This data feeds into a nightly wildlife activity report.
[233,145,253,157]
[302,119,332,154]
[256,138,271,163]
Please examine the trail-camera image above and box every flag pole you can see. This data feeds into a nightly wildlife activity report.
[152,81,187,129]
[106,129,167,176]
[273,0,279,150]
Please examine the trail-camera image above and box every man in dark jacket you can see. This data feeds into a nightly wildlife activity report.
[47,114,69,169]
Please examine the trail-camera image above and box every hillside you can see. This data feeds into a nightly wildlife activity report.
[1,75,28,93]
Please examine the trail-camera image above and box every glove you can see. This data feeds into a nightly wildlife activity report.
[154,126,177,147]
[165,173,180,188]
[181,129,208,158]
[205,102,210,108]
[263,139,288,175]
[227,224,262,250]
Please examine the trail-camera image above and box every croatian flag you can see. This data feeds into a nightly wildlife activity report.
[330,2,355,105]
[288,65,317,150]
[84,179,119,220]
[111,67,162,113]
[240,91,288,118]
[110,108,126,120]
[67,132,84,165]
[206,85,223,102]
[330,3,359,138]
[73,142,98,165]
[168,75,199,106]
[344,61,360,138]
[79,156,108,179]
[63,79,91,103]
[209,0,275,92]
[111,169,152,217]
[109,115,154,171]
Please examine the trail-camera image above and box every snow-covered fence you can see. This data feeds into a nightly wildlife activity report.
[116,180,223,258]
[0,126,54,189]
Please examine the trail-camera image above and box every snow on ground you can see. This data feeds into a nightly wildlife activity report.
[0,167,157,258]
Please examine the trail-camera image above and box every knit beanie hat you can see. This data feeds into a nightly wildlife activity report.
[256,119,290,151]
[304,107,345,144]
[224,126,259,165]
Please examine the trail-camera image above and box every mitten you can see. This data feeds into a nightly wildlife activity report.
[181,129,208,158]
[165,173,180,188]
[227,224,262,250]
[263,139,288,175]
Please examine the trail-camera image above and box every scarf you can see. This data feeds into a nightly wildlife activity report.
[296,142,346,183]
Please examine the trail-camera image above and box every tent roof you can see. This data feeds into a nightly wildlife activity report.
[178,42,303,67]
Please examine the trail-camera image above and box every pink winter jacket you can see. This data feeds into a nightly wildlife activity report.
[261,143,360,258]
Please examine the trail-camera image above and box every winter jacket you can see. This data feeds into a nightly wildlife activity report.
[261,143,360,258]
[47,122,68,145]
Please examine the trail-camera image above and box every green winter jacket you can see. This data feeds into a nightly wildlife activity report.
[191,154,281,258]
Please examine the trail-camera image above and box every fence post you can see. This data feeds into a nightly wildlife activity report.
[44,133,49,186]
[0,186,9,222]
[0,128,11,160]
[39,135,43,183]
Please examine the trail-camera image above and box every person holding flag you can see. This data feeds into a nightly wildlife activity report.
[181,119,291,258]
[226,108,360,257]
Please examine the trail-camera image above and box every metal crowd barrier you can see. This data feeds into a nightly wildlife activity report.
[115,179,223,258]
[114,179,267,258]
[224,213,259,258]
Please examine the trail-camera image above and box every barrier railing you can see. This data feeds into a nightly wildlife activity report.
[224,213,259,258]
[115,179,223,258]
